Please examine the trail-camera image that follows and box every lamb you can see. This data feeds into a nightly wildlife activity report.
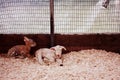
[7,36,36,59]
[35,45,66,66]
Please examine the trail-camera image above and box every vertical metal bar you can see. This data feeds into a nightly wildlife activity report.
[50,0,54,47]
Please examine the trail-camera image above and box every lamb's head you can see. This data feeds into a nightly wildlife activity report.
[50,45,66,58]
[24,36,36,47]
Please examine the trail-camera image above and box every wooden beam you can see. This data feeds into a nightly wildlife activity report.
[50,0,55,47]
[0,34,120,54]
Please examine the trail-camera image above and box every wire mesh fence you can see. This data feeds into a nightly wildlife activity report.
[0,0,50,34]
[0,0,120,34]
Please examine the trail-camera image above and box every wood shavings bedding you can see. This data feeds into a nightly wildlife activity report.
[0,49,120,80]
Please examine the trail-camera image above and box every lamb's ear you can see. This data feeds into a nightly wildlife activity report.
[50,47,55,51]
[61,46,66,50]
[24,36,29,41]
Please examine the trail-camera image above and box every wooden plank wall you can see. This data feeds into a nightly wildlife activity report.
[0,34,120,55]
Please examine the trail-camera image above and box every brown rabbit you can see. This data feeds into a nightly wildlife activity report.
[7,36,36,59]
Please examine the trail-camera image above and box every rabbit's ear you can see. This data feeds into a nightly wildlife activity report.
[24,36,29,41]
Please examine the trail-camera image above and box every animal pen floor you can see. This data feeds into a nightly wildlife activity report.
[0,49,120,80]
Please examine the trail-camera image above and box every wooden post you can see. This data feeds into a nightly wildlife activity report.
[50,0,54,47]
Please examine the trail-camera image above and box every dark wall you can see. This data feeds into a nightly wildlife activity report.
[0,34,120,55]
[0,34,50,55]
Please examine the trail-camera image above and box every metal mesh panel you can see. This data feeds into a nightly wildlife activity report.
[0,0,50,34]
[54,0,120,34]
[0,0,120,34]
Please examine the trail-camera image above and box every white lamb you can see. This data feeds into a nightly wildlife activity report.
[35,45,66,66]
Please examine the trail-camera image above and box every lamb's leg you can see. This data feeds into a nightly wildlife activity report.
[48,57,55,62]
[56,57,64,66]
[44,56,55,65]
[35,53,45,65]
[37,56,45,65]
